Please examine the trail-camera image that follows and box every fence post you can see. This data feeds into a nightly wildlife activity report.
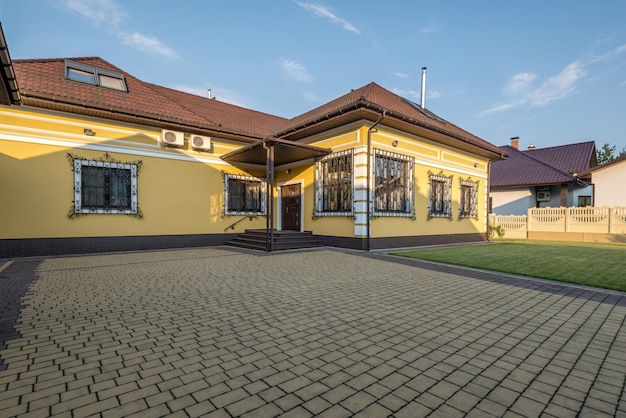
[564,207,569,232]
[609,207,614,234]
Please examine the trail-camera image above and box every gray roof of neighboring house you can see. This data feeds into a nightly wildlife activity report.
[491,145,579,188]
[523,141,597,174]
[491,141,598,189]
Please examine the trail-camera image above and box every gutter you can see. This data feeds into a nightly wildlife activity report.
[0,22,21,104]
[20,92,263,142]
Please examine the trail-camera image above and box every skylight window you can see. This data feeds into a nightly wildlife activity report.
[65,60,127,92]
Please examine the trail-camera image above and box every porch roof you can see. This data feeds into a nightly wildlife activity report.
[221,138,331,167]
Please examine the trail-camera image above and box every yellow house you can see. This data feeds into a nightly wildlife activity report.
[0,26,505,257]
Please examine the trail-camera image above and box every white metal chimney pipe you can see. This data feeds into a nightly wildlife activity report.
[420,67,427,109]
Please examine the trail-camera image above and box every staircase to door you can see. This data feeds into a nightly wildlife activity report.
[226,229,323,251]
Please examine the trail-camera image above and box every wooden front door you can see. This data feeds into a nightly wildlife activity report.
[281,184,301,231]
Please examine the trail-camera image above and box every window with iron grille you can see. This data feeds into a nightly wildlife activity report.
[459,179,479,219]
[224,174,267,215]
[74,159,138,214]
[428,172,452,218]
[373,149,414,216]
[315,149,353,216]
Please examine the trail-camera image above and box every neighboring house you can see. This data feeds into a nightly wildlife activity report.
[0,25,505,257]
[490,138,597,215]
[578,155,626,207]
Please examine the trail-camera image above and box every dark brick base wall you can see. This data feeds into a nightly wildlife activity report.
[318,233,487,250]
[0,234,237,258]
[1,232,487,258]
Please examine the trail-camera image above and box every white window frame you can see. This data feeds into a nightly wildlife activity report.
[224,174,267,216]
[74,159,138,214]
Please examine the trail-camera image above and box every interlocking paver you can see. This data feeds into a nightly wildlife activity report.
[0,248,625,417]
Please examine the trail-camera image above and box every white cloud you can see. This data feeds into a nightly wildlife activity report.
[482,43,626,116]
[526,62,586,106]
[419,20,439,34]
[479,102,519,116]
[587,43,626,64]
[295,1,360,34]
[302,91,322,102]
[481,61,587,115]
[52,0,179,60]
[279,59,313,82]
[503,72,537,96]
[121,32,179,60]
[392,72,409,79]
[391,88,442,102]
[53,0,128,27]
[427,91,443,100]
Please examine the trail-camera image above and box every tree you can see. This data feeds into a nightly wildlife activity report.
[597,143,617,164]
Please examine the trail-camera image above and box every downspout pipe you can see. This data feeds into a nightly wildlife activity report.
[263,141,275,251]
[366,111,386,251]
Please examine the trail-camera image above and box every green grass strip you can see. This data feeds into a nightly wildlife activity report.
[392,240,626,292]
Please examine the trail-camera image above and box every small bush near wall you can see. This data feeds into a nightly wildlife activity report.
[489,224,505,239]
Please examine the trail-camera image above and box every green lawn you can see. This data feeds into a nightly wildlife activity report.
[392,240,626,292]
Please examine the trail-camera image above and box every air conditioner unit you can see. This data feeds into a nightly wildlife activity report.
[161,130,184,147]
[537,191,551,201]
[190,135,211,150]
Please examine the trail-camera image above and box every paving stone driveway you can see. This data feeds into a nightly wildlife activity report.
[0,247,625,417]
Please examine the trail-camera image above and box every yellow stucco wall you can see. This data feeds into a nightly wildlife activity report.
[0,106,267,239]
[1,106,490,241]
[292,125,489,238]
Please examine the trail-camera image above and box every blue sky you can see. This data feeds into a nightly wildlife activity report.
[2,0,626,152]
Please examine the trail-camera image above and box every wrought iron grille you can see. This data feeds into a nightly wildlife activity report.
[459,179,479,219]
[224,174,267,215]
[373,149,414,216]
[74,159,137,214]
[428,172,452,219]
[315,149,353,216]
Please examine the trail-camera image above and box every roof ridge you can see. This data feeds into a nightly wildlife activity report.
[13,56,102,63]
[142,82,218,126]
[505,145,576,179]
[525,140,595,152]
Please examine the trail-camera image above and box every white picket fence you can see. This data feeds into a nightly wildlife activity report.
[489,207,626,238]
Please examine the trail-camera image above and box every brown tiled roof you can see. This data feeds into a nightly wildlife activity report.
[12,57,284,140]
[491,145,578,188]
[524,141,596,174]
[0,22,21,105]
[12,57,502,157]
[147,83,286,138]
[272,82,504,159]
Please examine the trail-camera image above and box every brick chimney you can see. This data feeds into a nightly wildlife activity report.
[510,137,519,149]
[528,144,536,151]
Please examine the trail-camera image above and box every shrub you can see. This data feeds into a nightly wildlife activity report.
[489,224,505,238]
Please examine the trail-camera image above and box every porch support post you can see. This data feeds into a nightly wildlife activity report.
[265,142,275,252]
